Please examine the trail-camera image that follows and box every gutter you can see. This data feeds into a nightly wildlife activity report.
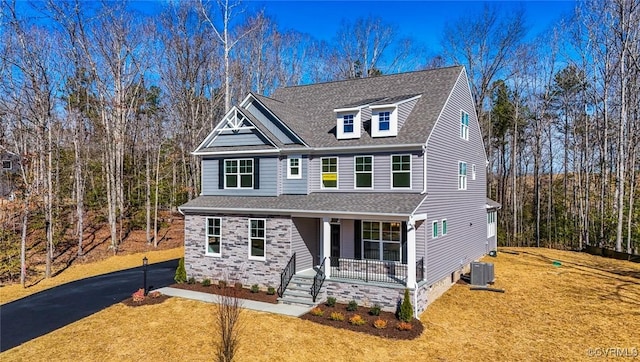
[179,206,412,220]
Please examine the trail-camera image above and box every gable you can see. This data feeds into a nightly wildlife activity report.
[195,107,277,153]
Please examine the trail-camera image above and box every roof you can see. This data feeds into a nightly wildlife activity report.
[486,198,502,209]
[268,66,463,148]
[180,193,427,217]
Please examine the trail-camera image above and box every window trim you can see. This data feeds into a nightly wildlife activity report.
[205,217,222,257]
[442,219,447,236]
[224,158,254,189]
[391,154,412,189]
[287,156,302,179]
[432,220,439,239]
[320,157,339,189]
[361,220,402,262]
[378,111,390,131]
[460,110,469,140]
[248,218,267,261]
[354,155,374,189]
[458,161,467,190]
[343,114,354,134]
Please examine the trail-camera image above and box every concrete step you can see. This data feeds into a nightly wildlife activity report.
[278,295,317,307]
[283,289,312,298]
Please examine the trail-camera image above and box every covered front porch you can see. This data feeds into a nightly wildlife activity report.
[290,215,426,288]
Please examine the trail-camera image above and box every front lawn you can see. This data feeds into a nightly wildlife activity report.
[2,247,638,361]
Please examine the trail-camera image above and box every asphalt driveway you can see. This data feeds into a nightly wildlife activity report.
[0,258,179,352]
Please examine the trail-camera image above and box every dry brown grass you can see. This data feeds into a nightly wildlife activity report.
[2,247,639,361]
[0,247,183,305]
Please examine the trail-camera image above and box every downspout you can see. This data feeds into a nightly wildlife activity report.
[421,144,427,194]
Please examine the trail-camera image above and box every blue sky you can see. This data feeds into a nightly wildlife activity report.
[129,0,577,54]
[243,0,577,52]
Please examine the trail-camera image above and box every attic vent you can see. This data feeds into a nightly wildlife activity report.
[470,262,495,286]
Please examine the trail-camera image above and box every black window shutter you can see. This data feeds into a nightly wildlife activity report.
[354,220,361,259]
[218,159,224,189]
[253,158,260,189]
[401,221,408,264]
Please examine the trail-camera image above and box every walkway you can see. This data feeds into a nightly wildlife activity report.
[157,287,312,317]
[0,259,179,352]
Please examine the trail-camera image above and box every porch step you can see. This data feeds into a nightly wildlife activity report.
[278,275,321,307]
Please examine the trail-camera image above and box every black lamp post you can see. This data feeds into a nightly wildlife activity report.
[142,256,148,296]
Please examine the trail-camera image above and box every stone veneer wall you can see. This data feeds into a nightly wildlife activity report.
[323,261,475,316]
[184,214,292,288]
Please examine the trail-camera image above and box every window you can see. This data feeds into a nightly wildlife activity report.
[487,211,497,238]
[379,111,390,131]
[472,164,477,180]
[432,221,438,239]
[460,111,469,140]
[321,157,338,188]
[362,221,401,261]
[249,219,266,260]
[458,161,467,190]
[287,157,301,179]
[354,156,373,188]
[206,217,221,256]
[343,114,354,133]
[391,155,411,188]
[225,159,253,188]
[442,219,447,236]
[2,160,11,170]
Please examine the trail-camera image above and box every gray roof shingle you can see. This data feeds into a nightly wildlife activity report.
[180,193,427,217]
[269,66,463,148]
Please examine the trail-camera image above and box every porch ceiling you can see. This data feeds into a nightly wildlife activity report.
[180,193,426,217]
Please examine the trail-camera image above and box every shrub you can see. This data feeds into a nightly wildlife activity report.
[329,311,345,321]
[234,282,243,290]
[346,300,358,311]
[132,288,145,302]
[202,278,212,287]
[218,280,227,288]
[397,321,413,331]
[310,307,324,316]
[174,258,187,284]
[398,289,414,322]
[187,277,196,285]
[267,286,276,295]
[349,314,366,326]
[326,297,336,307]
[148,291,161,298]
[369,304,381,316]
[251,284,260,293]
[373,319,388,329]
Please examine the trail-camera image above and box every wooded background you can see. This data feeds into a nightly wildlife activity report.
[0,0,638,285]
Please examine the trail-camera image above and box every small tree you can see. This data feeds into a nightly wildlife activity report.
[216,276,243,362]
[398,289,414,322]
[174,257,187,283]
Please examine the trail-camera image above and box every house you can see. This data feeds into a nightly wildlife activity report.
[179,66,499,315]
[0,149,19,200]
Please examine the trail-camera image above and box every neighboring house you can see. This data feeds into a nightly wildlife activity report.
[179,66,499,314]
[0,149,19,200]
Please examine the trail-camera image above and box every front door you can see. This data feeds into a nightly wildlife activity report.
[330,223,340,267]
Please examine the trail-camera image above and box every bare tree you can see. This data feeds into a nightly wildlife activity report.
[216,276,243,362]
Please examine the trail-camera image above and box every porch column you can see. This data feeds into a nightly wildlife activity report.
[322,217,331,278]
[406,218,416,288]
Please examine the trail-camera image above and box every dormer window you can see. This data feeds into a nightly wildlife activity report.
[378,111,390,131]
[343,114,354,133]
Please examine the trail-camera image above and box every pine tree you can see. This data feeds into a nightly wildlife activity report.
[398,289,414,322]
[174,257,187,283]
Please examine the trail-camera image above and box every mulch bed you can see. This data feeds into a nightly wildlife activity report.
[170,283,279,304]
[121,294,171,307]
[300,302,423,340]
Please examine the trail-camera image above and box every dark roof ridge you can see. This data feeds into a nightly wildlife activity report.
[280,65,463,90]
